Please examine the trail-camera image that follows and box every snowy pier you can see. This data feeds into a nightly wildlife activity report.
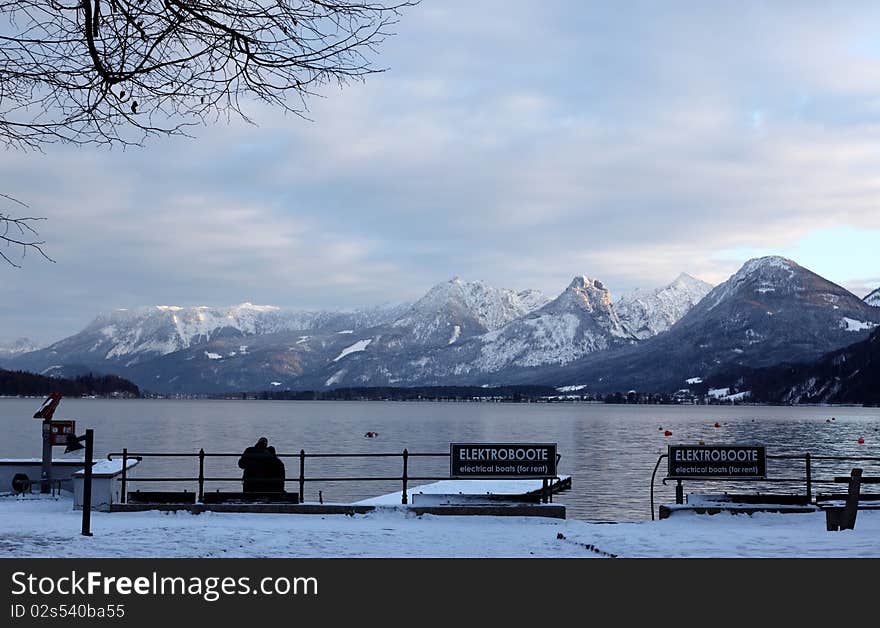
[356,475,572,506]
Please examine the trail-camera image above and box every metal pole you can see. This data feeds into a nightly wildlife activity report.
[81,429,94,537]
[542,478,548,504]
[40,419,52,494]
[121,448,128,504]
[675,479,683,505]
[401,449,408,505]
[805,453,812,503]
[198,449,205,502]
[299,449,305,503]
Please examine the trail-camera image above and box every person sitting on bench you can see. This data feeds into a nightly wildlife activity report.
[238,437,285,493]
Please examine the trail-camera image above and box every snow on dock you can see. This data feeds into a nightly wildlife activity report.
[3,493,880,558]
[356,475,572,506]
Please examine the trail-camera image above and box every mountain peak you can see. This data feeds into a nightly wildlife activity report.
[568,275,606,292]
[865,287,880,307]
[616,273,713,339]
[737,255,799,277]
[672,272,707,286]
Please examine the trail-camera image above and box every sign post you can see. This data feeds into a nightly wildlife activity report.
[450,443,557,479]
[667,444,767,480]
[64,429,94,537]
[33,393,63,494]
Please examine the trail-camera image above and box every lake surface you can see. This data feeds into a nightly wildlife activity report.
[1,399,878,521]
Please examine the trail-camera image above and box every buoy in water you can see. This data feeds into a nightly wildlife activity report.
[713,422,721,428]
[364,431,379,438]
[858,437,865,445]
[664,430,673,437]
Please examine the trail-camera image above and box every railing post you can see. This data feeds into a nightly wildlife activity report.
[542,478,548,504]
[81,429,94,537]
[805,453,812,503]
[402,449,409,505]
[198,449,205,503]
[121,448,128,504]
[675,479,683,504]
[299,449,305,503]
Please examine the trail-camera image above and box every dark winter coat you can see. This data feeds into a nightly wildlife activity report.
[238,443,285,493]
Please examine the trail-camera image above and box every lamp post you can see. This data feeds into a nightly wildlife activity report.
[65,429,94,537]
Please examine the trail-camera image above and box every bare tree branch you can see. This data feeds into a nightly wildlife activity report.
[0,1,418,149]
[0,1,417,266]
[0,193,55,267]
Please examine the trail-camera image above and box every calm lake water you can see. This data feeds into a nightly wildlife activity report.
[2,399,879,521]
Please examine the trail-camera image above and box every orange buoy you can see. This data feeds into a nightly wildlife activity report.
[858,437,865,445]
[664,430,673,437]
[713,422,721,428]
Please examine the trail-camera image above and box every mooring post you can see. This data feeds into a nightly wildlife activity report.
[299,449,305,503]
[197,448,205,502]
[805,453,812,503]
[402,449,409,505]
[675,479,683,505]
[121,448,128,504]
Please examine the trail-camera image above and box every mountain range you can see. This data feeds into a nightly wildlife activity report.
[2,257,878,398]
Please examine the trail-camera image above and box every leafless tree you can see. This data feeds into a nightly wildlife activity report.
[0,0,415,264]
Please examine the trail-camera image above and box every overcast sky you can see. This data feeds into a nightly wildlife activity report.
[2,1,880,345]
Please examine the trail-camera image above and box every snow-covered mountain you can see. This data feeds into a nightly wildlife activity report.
[10,302,409,375]
[473,276,635,372]
[11,260,876,394]
[616,273,713,339]
[0,337,41,358]
[390,277,549,346]
[554,256,880,392]
[866,287,880,307]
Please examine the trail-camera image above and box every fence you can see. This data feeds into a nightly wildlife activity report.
[107,448,561,505]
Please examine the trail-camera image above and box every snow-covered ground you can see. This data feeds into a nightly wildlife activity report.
[2,494,878,558]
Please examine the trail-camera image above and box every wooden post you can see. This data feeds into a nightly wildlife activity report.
[841,468,863,531]
[805,453,812,503]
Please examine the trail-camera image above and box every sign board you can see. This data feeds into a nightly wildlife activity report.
[450,443,557,479]
[49,420,76,446]
[667,444,766,479]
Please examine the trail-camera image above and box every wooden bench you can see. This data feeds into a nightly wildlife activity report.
[816,469,880,531]
[127,490,196,504]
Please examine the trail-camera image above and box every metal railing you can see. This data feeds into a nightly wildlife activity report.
[108,448,561,505]
[649,452,880,520]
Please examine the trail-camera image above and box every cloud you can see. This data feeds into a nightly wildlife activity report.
[3,1,880,341]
